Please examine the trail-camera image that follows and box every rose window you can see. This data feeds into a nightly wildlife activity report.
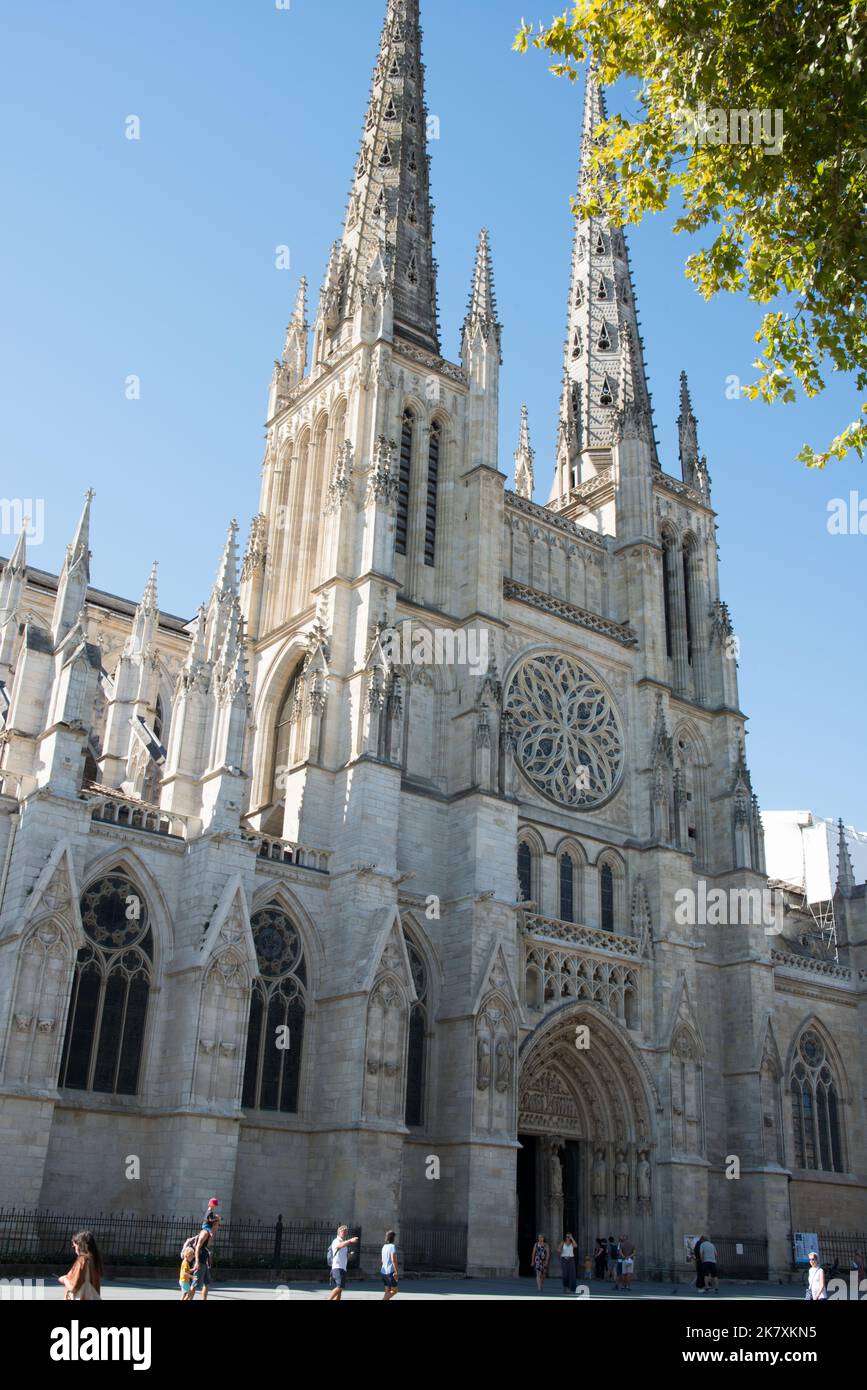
[504,652,624,808]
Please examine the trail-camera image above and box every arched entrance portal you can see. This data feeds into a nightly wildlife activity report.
[517,1004,657,1277]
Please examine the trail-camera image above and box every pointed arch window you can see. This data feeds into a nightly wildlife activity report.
[574,282,583,307]
[424,420,440,567]
[662,536,675,658]
[395,409,414,556]
[59,875,153,1095]
[408,150,418,173]
[682,544,694,665]
[596,275,607,300]
[242,906,307,1114]
[407,103,418,126]
[621,282,630,304]
[273,665,303,798]
[599,376,614,407]
[595,231,605,255]
[517,842,533,905]
[374,188,387,220]
[790,1029,844,1172]
[407,250,418,285]
[559,852,576,923]
[388,57,401,77]
[407,194,417,226]
[597,322,612,351]
[379,142,393,168]
[571,328,582,359]
[404,930,428,1126]
[600,863,615,931]
[384,97,398,121]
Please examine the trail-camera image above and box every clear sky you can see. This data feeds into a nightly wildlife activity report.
[0,0,863,827]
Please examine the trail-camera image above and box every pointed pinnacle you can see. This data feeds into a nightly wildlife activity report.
[68,488,94,568]
[141,561,159,613]
[7,524,27,574]
[213,520,239,597]
[516,404,534,461]
[466,228,498,325]
[836,818,856,894]
[291,276,309,326]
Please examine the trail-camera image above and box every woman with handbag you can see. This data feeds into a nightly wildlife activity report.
[59,1230,103,1301]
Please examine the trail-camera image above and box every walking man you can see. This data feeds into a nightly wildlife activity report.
[381,1230,399,1301]
[699,1234,719,1293]
[191,1213,220,1300]
[327,1224,358,1301]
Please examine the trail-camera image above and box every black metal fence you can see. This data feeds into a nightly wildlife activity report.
[709,1234,769,1280]
[801,1230,867,1272]
[0,1209,360,1271]
[400,1221,467,1272]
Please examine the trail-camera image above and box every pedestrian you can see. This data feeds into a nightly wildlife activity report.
[381,1229,399,1301]
[806,1252,827,1301]
[59,1230,103,1301]
[531,1234,550,1292]
[559,1233,578,1293]
[699,1234,719,1293]
[327,1224,358,1301]
[583,1250,593,1282]
[693,1235,704,1290]
[593,1236,607,1281]
[179,1237,197,1301]
[191,1212,220,1300]
[619,1235,636,1290]
[854,1251,866,1287]
[607,1235,620,1284]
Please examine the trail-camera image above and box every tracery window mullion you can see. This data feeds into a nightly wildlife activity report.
[817,1085,832,1171]
[87,961,112,1092]
[424,421,440,567]
[395,411,414,557]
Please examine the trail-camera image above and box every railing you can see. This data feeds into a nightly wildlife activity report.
[710,1234,768,1280]
[400,1222,467,1273]
[522,913,642,960]
[0,1208,359,1270]
[84,789,186,841]
[256,834,331,874]
[800,1230,867,1273]
[771,949,851,982]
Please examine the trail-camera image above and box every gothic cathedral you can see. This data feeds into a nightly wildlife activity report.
[0,0,864,1279]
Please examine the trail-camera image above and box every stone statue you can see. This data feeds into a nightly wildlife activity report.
[637,1150,651,1202]
[615,1149,629,1202]
[495,1038,512,1093]
[476,1036,491,1091]
[592,1147,607,1201]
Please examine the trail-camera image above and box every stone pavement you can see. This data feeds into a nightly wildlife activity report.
[30,1276,808,1301]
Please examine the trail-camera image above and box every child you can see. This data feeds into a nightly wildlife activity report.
[180,1239,196,1301]
[583,1252,593,1281]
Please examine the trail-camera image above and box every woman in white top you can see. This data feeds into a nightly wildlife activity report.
[807,1252,827,1300]
[560,1233,578,1294]
[381,1229,399,1301]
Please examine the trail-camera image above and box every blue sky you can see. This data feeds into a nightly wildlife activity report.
[0,0,863,825]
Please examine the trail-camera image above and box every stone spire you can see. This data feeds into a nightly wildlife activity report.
[282,276,309,385]
[320,0,439,355]
[513,405,535,499]
[461,228,502,363]
[51,488,94,645]
[555,67,657,487]
[205,520,239,663]
[125,562,159,658]
[0,524,27,621]
[836,818,856,896]
[677,372,711,497]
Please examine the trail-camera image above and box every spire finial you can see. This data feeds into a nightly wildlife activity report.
[836,818,856,896]
[462,228,502,361]
[513,404,535,499]
[213,519,239,598]
[320,0,439,354]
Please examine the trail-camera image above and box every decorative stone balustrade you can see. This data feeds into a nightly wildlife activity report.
[771,948,852,983]
[521,912,641,959]
[255,834,330,875]
[86,790,186,840]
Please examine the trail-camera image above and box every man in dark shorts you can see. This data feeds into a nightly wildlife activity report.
[699,1235,719,1292]
[381,1229,399,1301]
[191,1213,220,1300]
[327,1224,358,1301]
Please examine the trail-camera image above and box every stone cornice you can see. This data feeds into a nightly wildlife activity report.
[503,579,638,647]
[504,490,607,550]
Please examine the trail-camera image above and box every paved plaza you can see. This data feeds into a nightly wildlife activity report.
[29,1276,809,1302]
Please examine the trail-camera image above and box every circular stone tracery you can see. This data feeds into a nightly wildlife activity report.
[504,652,624,809]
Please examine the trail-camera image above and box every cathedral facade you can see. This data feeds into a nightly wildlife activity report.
[0,0,864,1280]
